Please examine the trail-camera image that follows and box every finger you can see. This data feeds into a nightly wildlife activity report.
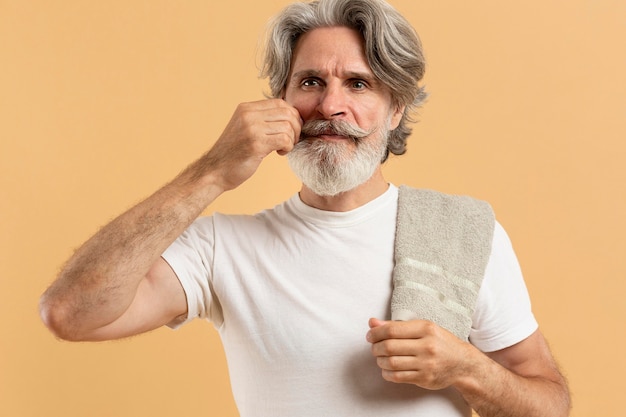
[236,99,298,129]
[273,119,301,155]
[376,355,419,371]
[258,104,302,155]
[245,97,292,111]
[371,338,421,357]
[277,105,302,151]
[368,317,389,329]
[380,369,421,385]
[268,125,298,155]
[227,99,301,157]
[366,317,391,342]
[367,320,433,343]
[275,99,302,145]
[369,320,446,345]
[258,99,302,132]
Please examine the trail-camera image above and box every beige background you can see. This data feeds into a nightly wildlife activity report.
[1,0,624,416]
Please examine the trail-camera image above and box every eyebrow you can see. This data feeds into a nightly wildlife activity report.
[290,69,378,84]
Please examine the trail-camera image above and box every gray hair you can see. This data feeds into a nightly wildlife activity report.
[260,0,427,159]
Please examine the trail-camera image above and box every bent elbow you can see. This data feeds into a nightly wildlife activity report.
[38,294,84,342]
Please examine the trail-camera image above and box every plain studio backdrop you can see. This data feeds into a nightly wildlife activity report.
[1,1,624,416]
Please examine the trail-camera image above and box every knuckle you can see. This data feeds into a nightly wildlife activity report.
[384,370,406,384]
[379,341,394,356]
[387,356,402,369]
[423,340,437,356]
[386,325,402,339]
[277,131,294,146]
[278,120,293,133]
[289,106,301,120]
[422,320,437,334]
[372,341,387,356]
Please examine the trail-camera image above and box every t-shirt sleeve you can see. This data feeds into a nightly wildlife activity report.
[161,216,218,329]
[469,221,538,352]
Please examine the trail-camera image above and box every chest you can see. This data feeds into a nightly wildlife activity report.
[213,212,396,353]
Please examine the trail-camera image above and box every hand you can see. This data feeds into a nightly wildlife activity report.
[366,318,475,390]
[202,98,302,192]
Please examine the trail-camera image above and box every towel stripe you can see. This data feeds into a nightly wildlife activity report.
[396,257,480,295]
[394,279,472,318]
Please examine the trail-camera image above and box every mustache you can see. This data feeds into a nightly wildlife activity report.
[300,119,373,142]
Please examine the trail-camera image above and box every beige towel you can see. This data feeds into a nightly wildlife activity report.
[391,186,495,341]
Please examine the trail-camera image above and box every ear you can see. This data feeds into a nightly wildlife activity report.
[389,105,406,130]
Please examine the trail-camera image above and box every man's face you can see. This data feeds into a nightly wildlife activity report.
[283,26,404,196]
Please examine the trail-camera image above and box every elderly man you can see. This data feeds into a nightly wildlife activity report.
[40,0,570,415]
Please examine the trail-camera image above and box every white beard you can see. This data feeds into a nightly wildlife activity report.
[287,127,389,197]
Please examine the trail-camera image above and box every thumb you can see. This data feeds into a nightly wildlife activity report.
[368,317,390,329]
[367,317,391,343]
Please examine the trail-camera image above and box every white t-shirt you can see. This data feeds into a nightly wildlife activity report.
[162,184,537,417]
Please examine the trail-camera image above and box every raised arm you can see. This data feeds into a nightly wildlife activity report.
[39,99,302,341]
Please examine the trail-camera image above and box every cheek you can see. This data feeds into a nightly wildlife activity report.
[285,95,317,120]
[356,103,393,130]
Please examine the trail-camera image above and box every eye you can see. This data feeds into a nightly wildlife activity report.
[351,80,368,90]
[302,78,321,87]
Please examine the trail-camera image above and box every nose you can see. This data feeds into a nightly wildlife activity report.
[316,82,347,119]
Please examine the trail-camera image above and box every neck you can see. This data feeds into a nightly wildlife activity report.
[299,168,388,212]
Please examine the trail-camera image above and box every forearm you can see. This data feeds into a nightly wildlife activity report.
[40,99,301,339]
[457,348,570,417]
[40,160,224,339]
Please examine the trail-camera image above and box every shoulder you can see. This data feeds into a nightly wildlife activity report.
[398,185,494,220]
